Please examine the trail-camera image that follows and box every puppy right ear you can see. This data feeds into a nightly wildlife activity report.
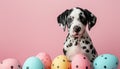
[84,9,97,30]
[57,9,71,31]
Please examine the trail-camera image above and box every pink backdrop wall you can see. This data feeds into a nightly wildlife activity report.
[0,0,120,67]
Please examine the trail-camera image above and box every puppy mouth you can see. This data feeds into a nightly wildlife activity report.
[71,30,85,38]
[72,33,81,37]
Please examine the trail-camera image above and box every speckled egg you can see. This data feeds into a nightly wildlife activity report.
[72,54,91,69]
[93,54,119,69]
[36,52,52,69]
[23,56,44,69]
[51,55,71,69]
[0,58,22,69]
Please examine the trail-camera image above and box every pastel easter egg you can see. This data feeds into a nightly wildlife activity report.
[93,54,119,69]
[51,55,71,69]
[0,58,22,69]
[72,54,91,69]
[23,56,44,69]
[36,52,52,69]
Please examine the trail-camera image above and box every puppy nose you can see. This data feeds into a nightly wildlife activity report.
[73,26,81,33]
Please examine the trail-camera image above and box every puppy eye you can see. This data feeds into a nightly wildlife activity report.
[67,17,73,23]
[79,15,87,25]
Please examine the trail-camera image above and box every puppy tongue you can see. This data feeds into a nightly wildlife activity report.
[74,34,81,37]
[74,35,79,37]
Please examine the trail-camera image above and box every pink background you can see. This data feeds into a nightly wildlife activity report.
[0,0,120,67]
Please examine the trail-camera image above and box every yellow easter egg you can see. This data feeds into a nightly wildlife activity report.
[51,55,71,69]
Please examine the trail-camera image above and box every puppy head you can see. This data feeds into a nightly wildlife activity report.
[57,7,97,37]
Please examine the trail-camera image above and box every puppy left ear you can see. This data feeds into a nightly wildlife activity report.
[57,9,71,31]
[84,9,97,30]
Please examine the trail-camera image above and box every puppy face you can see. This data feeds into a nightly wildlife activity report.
[67,8,86,37]
[57,7,97,37]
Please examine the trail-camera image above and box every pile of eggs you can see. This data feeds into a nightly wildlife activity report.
[0,52,119,69]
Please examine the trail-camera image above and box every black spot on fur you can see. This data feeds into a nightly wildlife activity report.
[92,58,95,60]
[83,37,85,39]
[66,34,70,41]
[69,43,72,47]
[90,44,93,49]
[92,55,95,57]
[86,49,89,53]
[85,40,90,44]
[90,60,93,62]
[63,48,67,55]
[92,49,97,54]
[74,37,78,40]
[82,46,86,49]
[81,36,85,39]
[75,41,78,46]
[66,39,68,42]
[66,45,69,48]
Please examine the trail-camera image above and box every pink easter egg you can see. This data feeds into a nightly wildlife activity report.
[36,52,52,69]
[72,54,91,69]
[0,58,22,69]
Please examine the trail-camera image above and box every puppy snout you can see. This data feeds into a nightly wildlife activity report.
[73,26,81,33]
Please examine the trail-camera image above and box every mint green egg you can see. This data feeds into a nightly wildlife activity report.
[23,56,44,69]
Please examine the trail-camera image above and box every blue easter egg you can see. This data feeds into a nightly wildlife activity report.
[23,56,44,69]
[93,54,119,69]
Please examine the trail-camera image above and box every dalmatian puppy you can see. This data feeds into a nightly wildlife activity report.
[57,7,98,63]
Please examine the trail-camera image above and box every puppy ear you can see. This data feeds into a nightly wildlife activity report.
[57,9,71,31]
[84,9,97,30]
